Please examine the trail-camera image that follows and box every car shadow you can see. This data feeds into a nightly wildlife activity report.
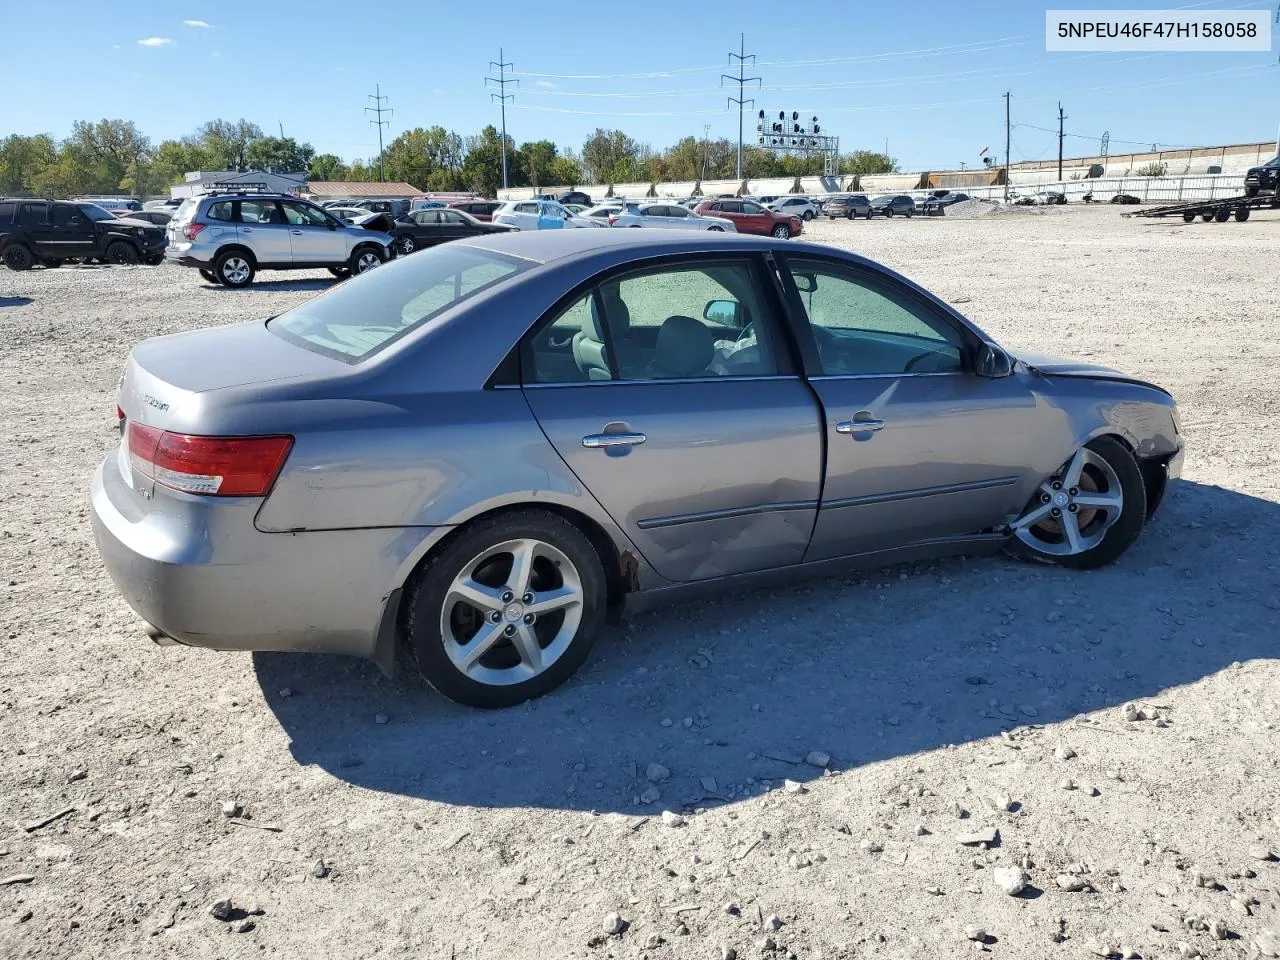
[205,278,337,293]
[254,478,1278,814]
[0,296,33,308]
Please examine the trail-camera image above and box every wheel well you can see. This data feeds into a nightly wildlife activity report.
[394,503,631,640]
[214,244,256,268]
[1091,432,1164,519]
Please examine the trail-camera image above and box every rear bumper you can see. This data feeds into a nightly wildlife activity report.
[89,451,441,662]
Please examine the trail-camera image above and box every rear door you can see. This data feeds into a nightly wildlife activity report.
[236,199,292,265]
[16,202,54,257]
[777,254,1042,560]
[280,200,346,264]
[521,254,823,582]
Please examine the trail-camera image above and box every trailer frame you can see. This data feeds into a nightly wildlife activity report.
[1124,193,1279,223]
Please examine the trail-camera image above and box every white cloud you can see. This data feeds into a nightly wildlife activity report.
[137,37,173,47]
[535,80,556,89]
[183,19,211,28]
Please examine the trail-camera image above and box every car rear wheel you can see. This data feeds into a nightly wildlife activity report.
[215,251,255,288]
[771,224,791,240]
[105,241,139,266]
[143,255,164,266]
[865,209,873,220]
[405,510,607,708]
[885,208,894,218]
[349,245,384,275]
[1007,436,1145,570]
[199,268,220,284]
[327,267,350,279]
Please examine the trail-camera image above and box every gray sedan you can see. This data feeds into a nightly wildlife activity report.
[92,231,1183,707]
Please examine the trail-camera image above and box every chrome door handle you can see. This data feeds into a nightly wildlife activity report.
[241,227,253,232]
[836,418,885,433]
[290,229,303,235]
[582,433,646,449]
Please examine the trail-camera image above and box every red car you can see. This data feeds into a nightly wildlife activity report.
[693,198,802,239]
[448,200,502,222]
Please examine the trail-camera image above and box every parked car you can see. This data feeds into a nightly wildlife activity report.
[922,193,971,215]
[769,196,819,221]
[693,198,802,238]
[754,195,779,205]
[824,194,873,219]
[92,230,1183,708]
[448,200,502,222]
[609,203,736,232]
[325,206,373,223]
[0,198,167,269]
[72,196,143,215]
[868,195,916,218]
[492,199,601,230]
[583,203,625,222]
[144,198,184,211]
[1243,155,1280,196]
[555,190,594,207]
[1036,191,1068,206]
[124,209,174,226]
[164,192,393,287]
[385,208,515,254]
[349,198,412,217]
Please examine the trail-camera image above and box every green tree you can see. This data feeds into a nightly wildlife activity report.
[64,119,151,193]
[344,160,377,182]
[196,118,264,170]
[519,140,558,189]
[581,128,642,183]
[463,125,522,196]
[0,134,58,195]
[244,136,315,173]
[383,126,464,191]
[308,153,348,181]
[546,155,581,186]
[839,150,896,176]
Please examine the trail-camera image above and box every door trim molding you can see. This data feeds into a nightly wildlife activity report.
[637,499,818,530]
[824,475,1017,510]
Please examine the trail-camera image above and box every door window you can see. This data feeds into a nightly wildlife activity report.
[524,261,781,385]
[280,201,330,227]
[740,201,764,215]
[206,201,234,222]
[438,210,466,224]
[239,200,283,224]
[17,203,48,226]
[412,210,440,225]
[515,203,538,214]
[51,205,81,227]
[787,260,966,376]
[719,201,742,214]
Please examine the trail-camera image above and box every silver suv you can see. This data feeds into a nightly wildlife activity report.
[165,192,394,287]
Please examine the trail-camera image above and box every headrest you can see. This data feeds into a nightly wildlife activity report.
[654,315,714,378]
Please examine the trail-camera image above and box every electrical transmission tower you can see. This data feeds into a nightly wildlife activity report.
[487,49,518,191]
[722,34,760,181]
[365,84,392,182]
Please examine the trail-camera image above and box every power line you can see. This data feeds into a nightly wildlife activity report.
[722,33,760,180]
[487,49,518,190]
[364,84,392,182]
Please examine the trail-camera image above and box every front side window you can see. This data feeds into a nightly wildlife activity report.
[270,245,532,361]
[51,205,81,227]
[439,211,466,224]
[524,260,781,385]
[741,201,763,214]
[239,200,283,224]
[77,204,114,222]
[281,201,330,227]
[787,259,965,376]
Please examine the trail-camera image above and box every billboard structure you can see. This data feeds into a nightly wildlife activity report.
[756,110,840,175]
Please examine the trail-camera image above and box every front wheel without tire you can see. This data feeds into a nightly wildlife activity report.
[405,510,607,708]
[105,241,139,265]
[1007,436,1146,570]
[3,244,35,271]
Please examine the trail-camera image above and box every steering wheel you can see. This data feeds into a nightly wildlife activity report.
[735,321,755,344]
[903,351,935,373]
[547,331,576,349]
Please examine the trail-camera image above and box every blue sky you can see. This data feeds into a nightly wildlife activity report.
[1,0,1275,170]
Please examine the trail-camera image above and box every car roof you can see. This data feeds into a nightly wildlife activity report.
[459,227,791,266]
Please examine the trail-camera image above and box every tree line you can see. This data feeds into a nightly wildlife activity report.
[0,117,898,199]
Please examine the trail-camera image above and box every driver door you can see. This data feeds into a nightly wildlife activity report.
[280,200,345,264]
[778,255,1041,561]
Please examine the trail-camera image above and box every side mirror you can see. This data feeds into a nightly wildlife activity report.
[976,343,1013,378]
[793,273,816,294]
[703,299,741,326]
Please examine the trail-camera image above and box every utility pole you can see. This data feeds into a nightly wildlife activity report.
[487,49,518,192]
[721,34,760,181]
[1057,102,1066,181]
[1003,91,1011,201]
[701,123,711,181]
[365,84,392,182]
[279,121,285,139]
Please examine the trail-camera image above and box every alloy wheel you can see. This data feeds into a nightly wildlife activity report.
[355,250,381,273]
[1012,447,1124,556]
[221,257,250,285]
[399,236,415,254]
[440,538,584,687]
[772,224,790,239]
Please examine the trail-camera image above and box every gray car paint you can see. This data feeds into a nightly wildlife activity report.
[91,230,1182,674]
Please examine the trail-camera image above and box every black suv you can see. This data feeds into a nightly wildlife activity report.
[0,199,167,270]
[1244,156,1280,197]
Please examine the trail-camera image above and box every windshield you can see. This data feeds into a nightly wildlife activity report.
[78,204,116,221]
[870,195,892,203]
[269,244,533,362]
[1266,156,1280,168]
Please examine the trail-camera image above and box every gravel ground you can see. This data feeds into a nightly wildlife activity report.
[1,205,1278,960]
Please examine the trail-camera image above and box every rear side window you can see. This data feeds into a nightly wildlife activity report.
[0,201,17,224]
[269,245,533,362]
[17,202,47,226]
[205,201,233,222]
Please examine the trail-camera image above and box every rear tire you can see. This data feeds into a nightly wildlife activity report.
[143,255,163,266]
[1181,212,1196,223]
[199,268,220,284]
[105,241,139,265]
[327,267,350,279]
[865,209,873,220]
[214,250,255,288]
[1234,206,1251,222]
[1213,206,1230,223]
[3,244,35,271]
[405,509,607,708]
[846,211,854,220]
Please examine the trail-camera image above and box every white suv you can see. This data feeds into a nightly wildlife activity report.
[165,193,394,287]
[491,199,602,230]
[767,196,819,221]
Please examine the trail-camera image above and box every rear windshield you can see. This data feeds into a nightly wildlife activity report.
[269,244,533,362]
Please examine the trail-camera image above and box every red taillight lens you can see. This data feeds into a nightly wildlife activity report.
[127,422,292,496]
[183,222,207,241]
[608,216,618,225]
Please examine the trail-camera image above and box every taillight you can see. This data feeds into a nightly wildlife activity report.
[608,216,618,225]
[127,422,292,496]
[183,222,207,241]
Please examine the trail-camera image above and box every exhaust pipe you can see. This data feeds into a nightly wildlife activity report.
[142,621,179,647]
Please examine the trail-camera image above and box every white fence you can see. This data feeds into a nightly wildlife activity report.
[955,174,1247,204]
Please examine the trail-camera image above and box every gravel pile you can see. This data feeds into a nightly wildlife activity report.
[1,207,1278,958]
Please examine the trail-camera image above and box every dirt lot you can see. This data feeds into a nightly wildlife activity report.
[1,205,1278,960]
